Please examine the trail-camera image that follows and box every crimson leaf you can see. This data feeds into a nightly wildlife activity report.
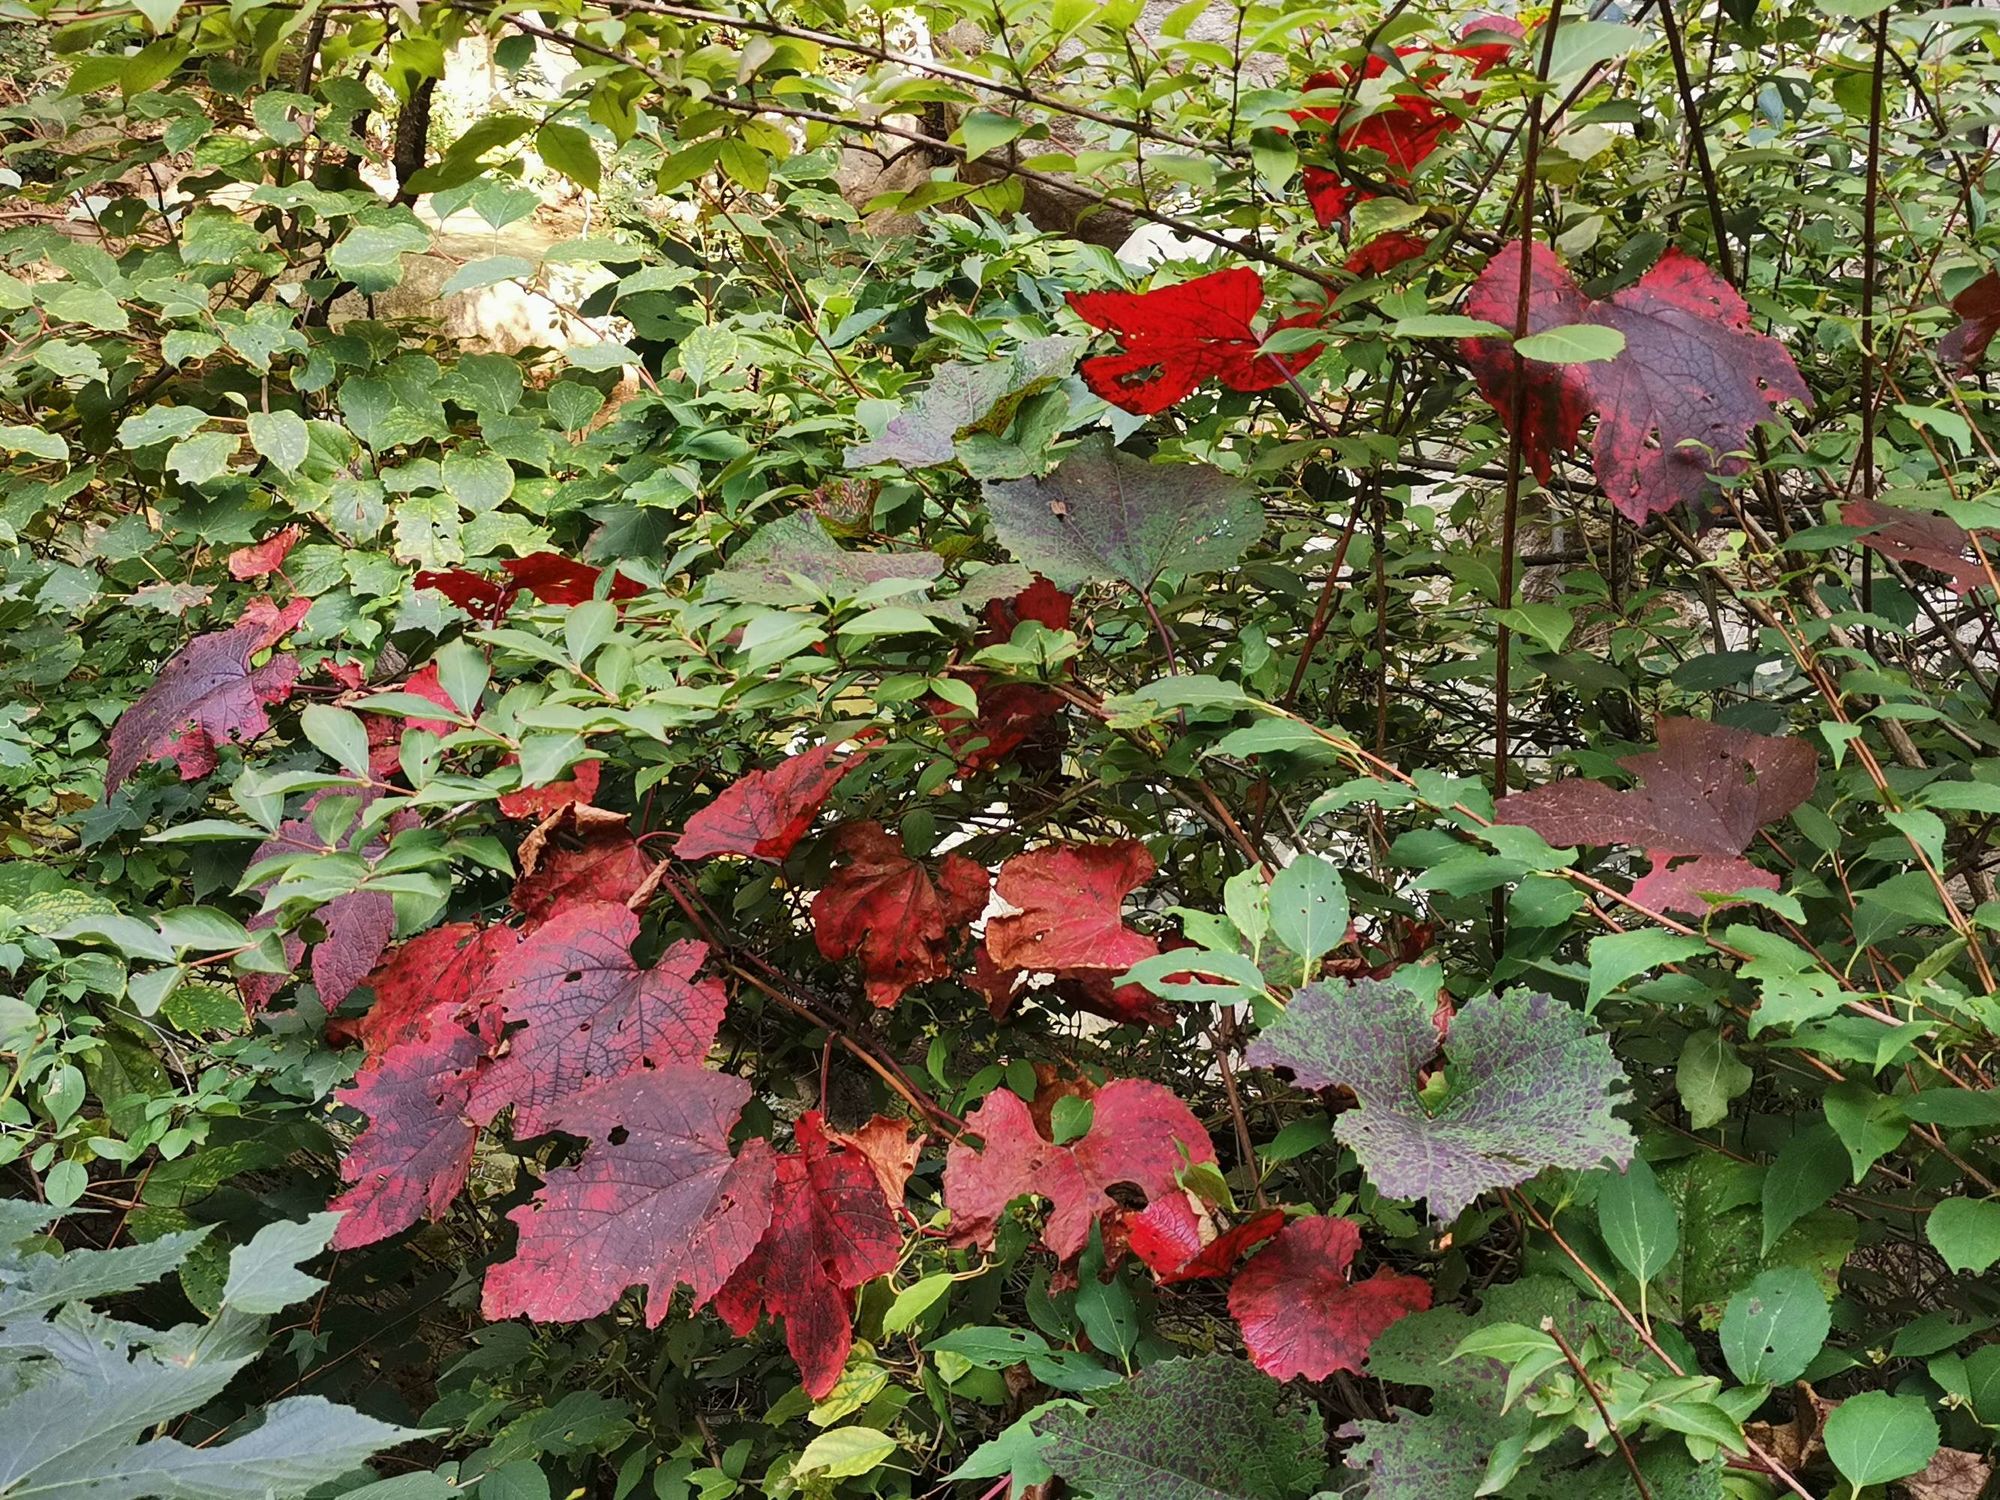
[1227,1215,1432,1380]
[673,742,864,863]
[810,821,988,1008]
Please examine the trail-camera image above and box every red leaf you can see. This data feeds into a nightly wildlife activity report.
[1343,229,1432,277]
[499,759,603,820]
[104,596,310,790]
[811,821,988,1008]
[1067,268,1320,415]
[1461,243,1809,521]
[358,662,458,777]
[469,901,729,1137]
[978,578,1075,646]
[1228,1215,1431,1380]
[1843,495,1990,596]
[673,743,865,863]
[502,552,645,605]
[511,828,652,926]
[1128,1194,1285,1284]
[345,921,521,1067]
[828,1115,924,1210]
[227,525,303,581]
[1494,717,1816,915]
[942,1078,1215,1259]
[932,681,1069,772]
[328,1021,484,1249]
[1941,269,2000,373]
[482,1067,777,1325]
[1627,853,1777,917]
[985,840,1159,975]
[237,810,397,1012]
[713,1113,903,1397]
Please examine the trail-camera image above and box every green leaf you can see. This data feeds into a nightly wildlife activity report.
[245,410,309,472]
[1676,1031,1751,1130]
[1514,324,1627,363]
[220,1213,340,1314]
[1762,1125,1847,1253]
[1719,1268,1829,1384]
[441,255,536,296]
[298,705,372,777]
[1822,1392,1939,1487]
[1823,1083,1906,1182]
[1926,1197,2000,1274]
[1584,930,1705,1010]
[1597,1158,1678,1285]
[792,1427,897,1479]
[1267,853,1348,967]
[536,122,601,192]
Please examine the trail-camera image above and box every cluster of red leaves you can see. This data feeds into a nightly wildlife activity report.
[1461,242,1810,522]
[931,578,1074,772]
[1293,18,1520,273]
[1495,716,1817,914]
[1067,268,1324,415]
[415,552,644,618]
[811,822,988,1008]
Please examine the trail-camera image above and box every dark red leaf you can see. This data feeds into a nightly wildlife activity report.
[329,1020,485,1249]
[227,525,303,581]
[499,759,603,820]
[1843,495,1990,596]
[1067,268,1320,415]
[932,680,1069,773]
[502,552,645,605]
[344,921,521,1067]
[673,743,865,863]
[978,578,1075,646]
[1128,1194,1285,1284]
[1494,717,1816,914]
[1228,1215,1432,1380]
[482,1067,777,1325]
[104,596,310,790]
[1941,269,2000,373]
[237,810,397,1012]
[468,901,729,1137]
[1627,853,1778,916]
[511,827,652,926]
[811,821,988,1008]
[713,1112,903,1397]
[942,1078,1215,1259]
[985,840,1159,975]
[1461,243,1809,521]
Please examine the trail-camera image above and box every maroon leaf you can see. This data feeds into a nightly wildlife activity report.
[1128,1194,1285,1285]
[942,1078,1215,1259]
[1228,1215,1432,1380]
[482,1067,777,1325]
[1842,495,1990,596]
[227,525,303,581]
[499,759,603,820]
[502,553,645,605]
[511,827,652,926]
[238,809,398,1012]
[413,567,509,617]
[328,1021,485,1249]
[1461,243,1809,521]
[984,840,1159,975]
[1941,269,2000,373]
[1627,853,1778,916]
[1494,717,1816,914]
[811,821,989,1008]
[673,743,865,863]
[343,921,521,1067]
[469,901,728,1136]
[1067,268,1321,415]
[105,596,311,790]
[713,1112,903,1397]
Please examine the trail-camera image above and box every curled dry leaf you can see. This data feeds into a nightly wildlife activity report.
[1128,1192,1285,1284]
[511,825,651,925]
[226,525,303,581]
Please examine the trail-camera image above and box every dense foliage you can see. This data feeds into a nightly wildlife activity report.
[3,0,2000,1494]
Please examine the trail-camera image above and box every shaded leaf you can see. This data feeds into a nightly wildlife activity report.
[810,821,988,1008]
[673,742,865,863]
[1227,1215,1431,1380]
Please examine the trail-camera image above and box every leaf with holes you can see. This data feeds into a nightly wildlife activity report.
[713,1113,903,1397]
[673,742,865,863]
[943,1078,1215,1259]
[482,1068,777,1324]
[468,902,728,1136]
[811,821,988,1008]
[1228,1216,1431,1381]
[1461,243,1808,521]
[984,438,1264,592]
[328,1021,484,1249]
[1247,979,1634,1221]
[344,921,521,1068]
[1493,717,1815,914]
[1066,268,1320,414]
[105,596,311,790]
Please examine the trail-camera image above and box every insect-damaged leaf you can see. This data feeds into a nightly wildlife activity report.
[673,742,866,863]
[1460,242,1808,521]
[1246,979,1634,1221]
[810,821,988,1008]
[984,839,1158,976]
[468,901,728,1136]
[984,438,1263,593]
[1493,716,1816,914]
[104,596,310,790]
[713,1112,903,1398]
[344,920,520,1068]
[328,1021,484,1249]
[482,1067,777,1325]
[703,512,945,608]
[844,334,1082,469]
[1228,1215,1432,1381]
[1067,267,1321,414]
[943,1078,1215,1259]
[1033,1352,1325,1500]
